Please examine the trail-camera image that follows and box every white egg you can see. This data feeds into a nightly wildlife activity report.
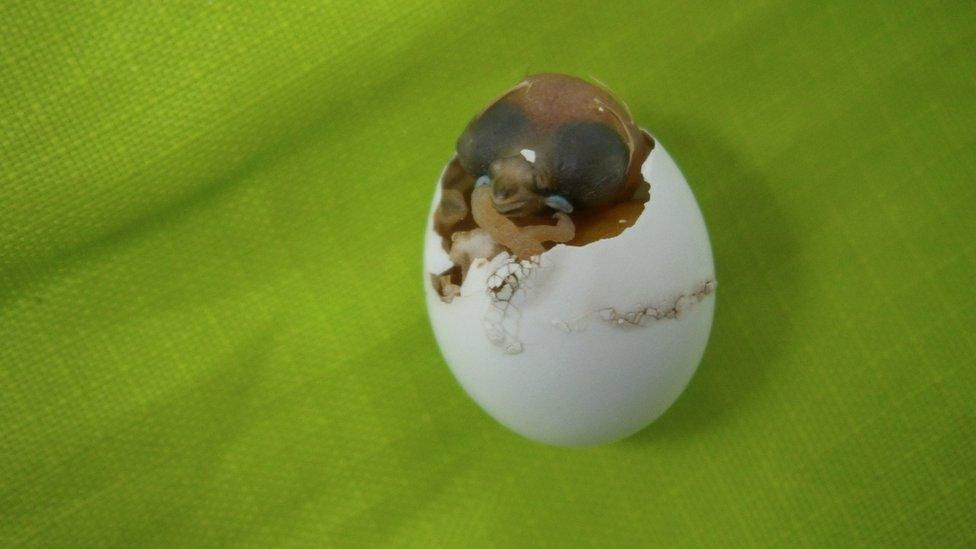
[424,140,715,446]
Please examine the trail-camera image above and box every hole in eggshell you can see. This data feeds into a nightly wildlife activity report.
[431,131,653,301]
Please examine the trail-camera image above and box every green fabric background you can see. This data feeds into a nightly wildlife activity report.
[1,1,974,546]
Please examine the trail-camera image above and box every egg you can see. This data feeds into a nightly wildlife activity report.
[424,75,715,446]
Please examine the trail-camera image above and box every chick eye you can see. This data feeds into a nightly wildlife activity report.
[550,121,629,209]
[456,101,530,178]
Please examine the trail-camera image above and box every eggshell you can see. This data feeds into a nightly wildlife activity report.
[424,140,715,446]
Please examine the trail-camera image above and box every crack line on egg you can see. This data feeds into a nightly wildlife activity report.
[595,280,717,327]
[482,256,541,354]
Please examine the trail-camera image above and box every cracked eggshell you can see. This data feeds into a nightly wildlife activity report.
[424,140,715,446]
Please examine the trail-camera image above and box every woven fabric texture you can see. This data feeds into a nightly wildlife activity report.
[1,1,974,546]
